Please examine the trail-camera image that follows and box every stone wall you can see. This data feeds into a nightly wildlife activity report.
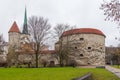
[9,32,20,48]
[20,34,30,44]
[17,53,58,67]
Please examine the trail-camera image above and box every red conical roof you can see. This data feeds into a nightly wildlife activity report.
[8,21,20,33]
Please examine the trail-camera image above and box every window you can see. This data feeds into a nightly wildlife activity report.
[100,47,103,49]
[88,63,90,65]
[80,38,84,41]
[88,47,91,49]
[80,54,83,57]
[75,47,77,49]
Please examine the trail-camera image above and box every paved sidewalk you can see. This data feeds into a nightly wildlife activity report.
[106,65,120,78]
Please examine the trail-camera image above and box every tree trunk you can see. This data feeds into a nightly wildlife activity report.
[59,53,64,67]
[35,51,39,68]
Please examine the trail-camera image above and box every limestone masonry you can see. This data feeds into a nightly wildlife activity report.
[55,28,106,66]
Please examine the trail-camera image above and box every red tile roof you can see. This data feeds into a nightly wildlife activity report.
[8,21,20,33]
[62,28,105,37]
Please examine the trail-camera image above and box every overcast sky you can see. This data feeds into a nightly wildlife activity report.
[0,0,119,48]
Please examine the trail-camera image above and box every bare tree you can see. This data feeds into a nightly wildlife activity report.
[7,46,16,67]
[115,47,120,67]
[0,34,7,67]
[40,59,48,67]
[28,16,51,68]
[100,0,120,25]
[100,1,120,65]
[0,34,5,54]
[100,0,120,66]
[53,24,75,40]
[53,24,76,66]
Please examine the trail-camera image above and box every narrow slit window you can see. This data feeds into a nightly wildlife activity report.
[88,47,91,49]
[80,54,83,57]
[80,38,84,41]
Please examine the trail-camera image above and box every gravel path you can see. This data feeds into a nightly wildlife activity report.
[106,65,120,78]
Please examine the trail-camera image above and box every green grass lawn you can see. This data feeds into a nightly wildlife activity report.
[0,67,119,80]
[112,65,120,69]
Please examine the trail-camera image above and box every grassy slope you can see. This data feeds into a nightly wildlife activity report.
[112,65,120,69]
[0,68,119,80]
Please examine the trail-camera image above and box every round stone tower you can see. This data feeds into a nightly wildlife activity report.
[60,28,106,66]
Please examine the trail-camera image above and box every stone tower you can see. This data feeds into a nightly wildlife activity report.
[57,28,106,66]
[8,21,21,48]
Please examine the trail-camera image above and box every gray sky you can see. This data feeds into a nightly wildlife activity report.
[0,0,119,47]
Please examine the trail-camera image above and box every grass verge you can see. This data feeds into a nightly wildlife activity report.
[112,65,120,69]
[0,67,119,80]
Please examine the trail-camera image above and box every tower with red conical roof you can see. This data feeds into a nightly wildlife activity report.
[8,21,21,48]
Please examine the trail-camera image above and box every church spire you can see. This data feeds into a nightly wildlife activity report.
[24,7,27,25]
[22,7,28,34]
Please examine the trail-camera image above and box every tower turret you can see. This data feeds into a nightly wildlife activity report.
[8,21,21,48]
